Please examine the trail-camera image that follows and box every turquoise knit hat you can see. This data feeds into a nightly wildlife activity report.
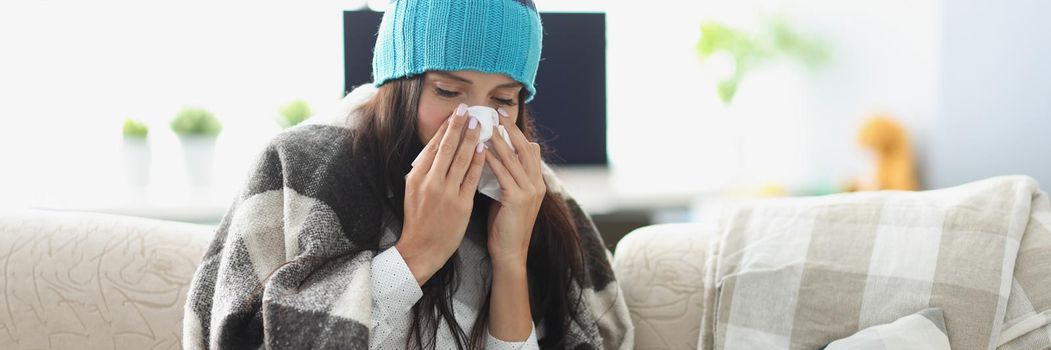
[371,0,543,102]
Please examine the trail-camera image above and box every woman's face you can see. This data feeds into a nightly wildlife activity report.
[416,70,523,144]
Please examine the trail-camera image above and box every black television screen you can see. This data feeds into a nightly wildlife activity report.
[343,11,607,166]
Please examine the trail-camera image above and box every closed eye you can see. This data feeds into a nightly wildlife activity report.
[435,86,517,106]
[434,87,460,98]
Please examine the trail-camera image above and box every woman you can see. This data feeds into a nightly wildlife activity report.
[182,0,633,349]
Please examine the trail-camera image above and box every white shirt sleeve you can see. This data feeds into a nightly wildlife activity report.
[369,246,424,349]
[485,323,540,350]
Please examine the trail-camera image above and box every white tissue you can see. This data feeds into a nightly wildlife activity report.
[409,106,515,201]
[467,106,498,144]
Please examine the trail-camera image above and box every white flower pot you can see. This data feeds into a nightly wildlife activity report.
[122,138,151,187]
[178,135,217,188]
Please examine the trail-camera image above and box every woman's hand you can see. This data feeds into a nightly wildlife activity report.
[398,104,487,285]
[484,116,545,342]
[484,117,546,268]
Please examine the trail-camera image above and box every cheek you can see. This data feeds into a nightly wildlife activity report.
[501,107,521,127]
[416,100,454,142]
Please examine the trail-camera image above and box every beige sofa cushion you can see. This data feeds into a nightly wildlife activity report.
[613,223,712,349]
[0,209,213,349]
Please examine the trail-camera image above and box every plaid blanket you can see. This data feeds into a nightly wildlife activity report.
[698,176,1051,349]
[182,85,633,349]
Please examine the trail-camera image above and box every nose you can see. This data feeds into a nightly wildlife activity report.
[464,97,498,110]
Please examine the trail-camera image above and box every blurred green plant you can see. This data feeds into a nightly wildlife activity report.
[696,17,829,104]
[278,99,312,129]
[171,107,222,136]
[122,119,149,138]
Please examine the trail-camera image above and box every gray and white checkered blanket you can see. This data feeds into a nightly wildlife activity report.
[181,85,633,349]
[698,176,1051,349]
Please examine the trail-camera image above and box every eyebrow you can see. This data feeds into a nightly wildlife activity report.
[433,71,522,89]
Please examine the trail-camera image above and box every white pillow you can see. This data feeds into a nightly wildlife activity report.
[823,308,950,350]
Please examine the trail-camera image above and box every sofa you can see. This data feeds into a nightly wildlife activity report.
[0,209,215,349]
[612,223,710,350]
[0,209,700,349]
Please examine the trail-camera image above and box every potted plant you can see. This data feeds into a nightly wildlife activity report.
[170,107,222,187]
[696,17,828,105]
[122,119,151,187]
[277,99,312,129]
[695,17,830,191]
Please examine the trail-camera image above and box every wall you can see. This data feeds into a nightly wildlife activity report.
[928,0,1051,189]
[606,0,944,194]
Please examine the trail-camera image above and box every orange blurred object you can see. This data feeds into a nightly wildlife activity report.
[857,114,920,191]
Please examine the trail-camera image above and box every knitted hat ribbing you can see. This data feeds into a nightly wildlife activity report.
[371,0,543,102]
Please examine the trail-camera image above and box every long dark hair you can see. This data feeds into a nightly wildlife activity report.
[349,75,590,349]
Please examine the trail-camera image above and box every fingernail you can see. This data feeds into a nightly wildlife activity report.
[468,117,478,129]
[498,108,510,118]
[456,103,468,117]
[475,143,484,153]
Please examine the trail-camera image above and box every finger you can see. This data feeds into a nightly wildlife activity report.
[412,117,451,175]
[459,144,487,198]
[485,150,520,191]
[500,118,532,158]
[497,115,543,180]
[447,115,483,183]
[489,125,530,185]
[522,142,543,179]
[502,123,542,179]
[431,104,470,178]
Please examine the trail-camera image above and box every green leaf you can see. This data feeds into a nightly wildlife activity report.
[278,99,312,128]
[122,119,149,138]
[717,78,739,105]
[171,107,222,136]
[696,17,830,105]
